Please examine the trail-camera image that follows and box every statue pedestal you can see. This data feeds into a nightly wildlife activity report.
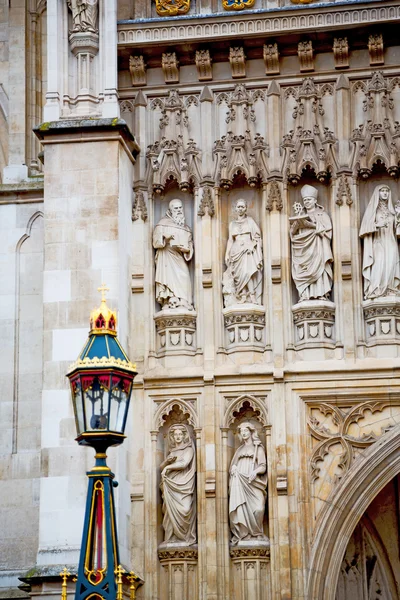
[158,544,198,600]
[223,304,266,352]
[363,296,400,345]
[154,309,197,356]
[68,31,100,116]
[230,541,271,600]
[292,300,335,349]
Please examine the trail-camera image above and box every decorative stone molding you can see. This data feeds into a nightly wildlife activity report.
[368,33,384,66]
[298,40,314,72]
[158,545,198,600]
[229,47,246,79]
[336,174,352,206]
[223,305,266,352]
[147,90,202,192]
[118,5,400,47]
[333,38,349,69]
[120,99,135,113]
[266,181,282,211]
[282,78,337,183]
[154,310,197,355]
[155,0,190,16]
[132,190,148,221]
[263,43,279,75]
[129,55,146,87]
[223,394,269,429]
[213,84,269,188]
[198,186,215,217]
[158,547,198,560]
[162,53,179,84]
[363,297,400,344]
[68,31,99,56]
[292,300,335,348]
[350,72,400,178]
[195,50,212,81]
[153,398,198,431]
[230,544,270,559]
[230,541,271,600]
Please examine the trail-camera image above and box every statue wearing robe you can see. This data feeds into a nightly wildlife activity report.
[67,0,98,33]
[223,199,263,306]
[290,185,333,302]
[153,200,194,310]
[360,185,400,299]
[160,424,197,545]
[229,423,268,545]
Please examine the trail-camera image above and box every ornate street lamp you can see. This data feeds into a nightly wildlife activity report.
[66,284,137,600]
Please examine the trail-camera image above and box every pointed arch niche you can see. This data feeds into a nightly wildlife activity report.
[307,426,400,600]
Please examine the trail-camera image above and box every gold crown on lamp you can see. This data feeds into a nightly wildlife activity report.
[89,283,118,335]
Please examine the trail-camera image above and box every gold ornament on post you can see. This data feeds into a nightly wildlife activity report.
[60,568,70,600]
[127,571,140,600]
[115,565,125,600]
[155,0,190,16]
[290,0,315,4]
[222,0,255,10]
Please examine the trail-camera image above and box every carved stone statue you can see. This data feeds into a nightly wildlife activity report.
[160,424,197,545]
[153,199,194,310]
[222,199,263,307]
[360,184,400,299]
[67,0,98,33]
[290,185,333,302]
[229,422,268,545]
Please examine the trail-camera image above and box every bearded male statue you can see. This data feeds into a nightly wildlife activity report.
[153,199,194,310]
[67,0,98,33]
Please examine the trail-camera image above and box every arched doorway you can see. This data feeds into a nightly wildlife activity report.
[307,427,400,600]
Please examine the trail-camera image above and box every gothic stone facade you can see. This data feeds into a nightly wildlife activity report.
[1,1,400,599]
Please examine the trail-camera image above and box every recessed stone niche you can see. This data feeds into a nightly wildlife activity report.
[292,300,336,348]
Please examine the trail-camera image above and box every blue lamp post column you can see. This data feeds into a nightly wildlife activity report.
[66,285,137,600]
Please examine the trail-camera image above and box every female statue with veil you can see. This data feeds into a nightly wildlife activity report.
[359,184,400,299]
[160,424,197,545]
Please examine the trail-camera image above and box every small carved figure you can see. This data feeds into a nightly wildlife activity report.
[229,422,268,545]
[290,184,333,302]
[153,199,194,310]
[160,424,197,545]
[360,184,400,299]
[223,199,263,306]
[67,0,98,33]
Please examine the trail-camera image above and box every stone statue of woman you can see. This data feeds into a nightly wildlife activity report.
[222,199,263,307]
[160,424,197,545]
[359,184,400,299]
[290,184,333,302]
[229,422,268,545]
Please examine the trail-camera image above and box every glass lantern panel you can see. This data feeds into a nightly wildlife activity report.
[108,377,129,433]
[83,375,110,431]
[72,379,85,434]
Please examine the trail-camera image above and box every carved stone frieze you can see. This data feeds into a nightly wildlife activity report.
[230,546,270,559]
[292,300,335,348]
[213,84,269,188]
[282,78,337,183]
[147,90,202,193]
[263,43,279,75]
[195,50,212,81]
[229,47,246,79]
[132,190,148,221]
[198,186,215,217]
[333,38,349,69]
[298,40,314,72]
[158,547,198,561]
[350,72,400,177]
[154,310,197,355]
[368,33,384,66]
[336,174,352,206]
[129,55,146,87]
[162,52,180,84]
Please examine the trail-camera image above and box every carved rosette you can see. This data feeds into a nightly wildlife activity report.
[154,310,197,355]
[158,546,198,600]
[362,297,400,345]
[230,542,271,600]
[223,305,266,351]
[292,300,335,348]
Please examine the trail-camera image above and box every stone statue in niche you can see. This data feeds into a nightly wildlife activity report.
[222,199,263,307]
[67,0,98,34]
[290,184,333,302]
[153,199,194,310]
[360,184,400,299]
[229,422,268,545]
[160,424,197,546]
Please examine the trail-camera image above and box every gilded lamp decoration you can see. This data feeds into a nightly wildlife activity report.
[66,284,138,600]
[155,0,190,16]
